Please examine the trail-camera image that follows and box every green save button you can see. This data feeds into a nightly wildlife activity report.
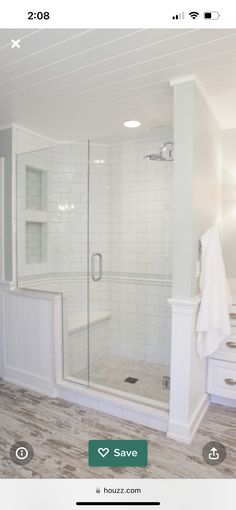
[88,440,148,467]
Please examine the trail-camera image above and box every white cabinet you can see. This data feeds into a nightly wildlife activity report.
[207,358,236,400]
[211,337,236,363]
[207,309,236,403]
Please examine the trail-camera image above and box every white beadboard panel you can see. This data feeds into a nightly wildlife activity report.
[4,367,56,396]
[1,30,236,137]
[2,289,57,395]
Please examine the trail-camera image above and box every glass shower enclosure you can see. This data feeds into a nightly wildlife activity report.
[16,127,173,409]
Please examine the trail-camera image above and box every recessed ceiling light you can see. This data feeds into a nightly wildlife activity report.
[123,120,141,128]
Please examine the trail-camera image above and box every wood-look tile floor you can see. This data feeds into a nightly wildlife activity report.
[0,380,235,479]
[74,355,170,404]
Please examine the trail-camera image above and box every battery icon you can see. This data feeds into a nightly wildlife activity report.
[204,11,220,19]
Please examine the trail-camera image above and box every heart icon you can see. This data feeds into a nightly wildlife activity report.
[98,447,109,458]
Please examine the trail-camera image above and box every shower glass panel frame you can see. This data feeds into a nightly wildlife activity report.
[16,142,90,388]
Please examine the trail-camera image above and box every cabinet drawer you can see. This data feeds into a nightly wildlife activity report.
[212,337,236,362]
[207,359,236,400]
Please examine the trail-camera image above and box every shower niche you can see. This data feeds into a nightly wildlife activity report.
[17,161,48,268]
[25,167,48,264]
[25,166,47,211]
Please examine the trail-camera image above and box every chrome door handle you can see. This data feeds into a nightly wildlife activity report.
[91,253,102,281]
[224,378,236,386]
[226,341,236,348]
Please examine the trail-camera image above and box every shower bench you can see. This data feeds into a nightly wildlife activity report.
[65,310,110,378]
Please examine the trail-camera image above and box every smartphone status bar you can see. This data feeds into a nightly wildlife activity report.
[0,0,235,28]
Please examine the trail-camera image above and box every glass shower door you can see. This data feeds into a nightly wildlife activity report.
[88,132,173,407]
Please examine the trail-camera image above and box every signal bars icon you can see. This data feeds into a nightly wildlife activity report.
[172,12,185,19]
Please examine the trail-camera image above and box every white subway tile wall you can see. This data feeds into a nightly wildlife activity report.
[15,126,173,402]
[16,142,88,276]
[107,136,173,277]
[25,222,43,264]
[101,132,173,366]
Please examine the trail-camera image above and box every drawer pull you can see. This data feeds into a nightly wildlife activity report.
[226,341,236,348]
[224,378,236,386]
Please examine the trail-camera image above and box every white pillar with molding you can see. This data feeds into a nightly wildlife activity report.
[168,75,222,442]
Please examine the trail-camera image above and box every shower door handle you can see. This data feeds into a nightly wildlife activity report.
[91,253,103,281]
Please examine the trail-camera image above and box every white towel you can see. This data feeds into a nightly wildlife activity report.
[196,226,232,358]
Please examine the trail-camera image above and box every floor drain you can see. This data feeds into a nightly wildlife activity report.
[124,377,138,384]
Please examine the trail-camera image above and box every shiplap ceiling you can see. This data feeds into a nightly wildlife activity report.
[0,28,236,141]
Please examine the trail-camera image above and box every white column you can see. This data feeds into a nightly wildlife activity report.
[167,297,209,443]
[168,76,221,442]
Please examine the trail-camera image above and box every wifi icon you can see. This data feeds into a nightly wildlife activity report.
[189,11,199,19]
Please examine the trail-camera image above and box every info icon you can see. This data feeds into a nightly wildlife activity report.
[10,441,34,465]
[202,441,226,466]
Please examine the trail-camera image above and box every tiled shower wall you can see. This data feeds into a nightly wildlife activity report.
[107,134,173,277]
[15,126,173,369]
[16,141,89,279]
[105,129,173,365]
[25,222,43,264]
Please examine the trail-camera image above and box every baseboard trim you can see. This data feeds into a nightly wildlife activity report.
[167,394,209,444]
[210,394,236,408]
[4,366,56,397]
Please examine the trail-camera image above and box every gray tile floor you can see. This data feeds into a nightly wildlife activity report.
[0,380,235,479]
[74,355,170,404]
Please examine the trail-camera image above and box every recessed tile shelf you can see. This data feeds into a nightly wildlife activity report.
[26,166,47,211]
[25,166,48,264]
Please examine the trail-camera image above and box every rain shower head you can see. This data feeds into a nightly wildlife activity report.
[144,141,174,162]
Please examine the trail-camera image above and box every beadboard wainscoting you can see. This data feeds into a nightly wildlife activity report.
[0,284,60,396]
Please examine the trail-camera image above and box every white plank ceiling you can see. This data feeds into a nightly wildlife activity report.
[0,28,236,141]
